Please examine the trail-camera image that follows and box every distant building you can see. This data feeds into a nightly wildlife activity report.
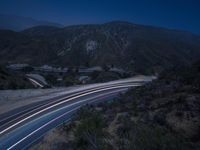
[79,66,103,74]
[7,64,29,70]
[34,65,68,73]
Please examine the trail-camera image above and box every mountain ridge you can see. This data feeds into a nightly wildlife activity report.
[0,14,63,31]
[0,21,200,74]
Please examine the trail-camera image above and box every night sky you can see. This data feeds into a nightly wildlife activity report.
[0,0,199,34]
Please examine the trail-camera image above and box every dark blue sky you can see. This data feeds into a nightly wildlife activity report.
[0,0,200,34]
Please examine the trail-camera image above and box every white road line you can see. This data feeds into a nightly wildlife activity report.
[7,88,126,150]
[0,82,139,124]
[7,107,79,150]
[0,83,141,131]
[0,84,136,135]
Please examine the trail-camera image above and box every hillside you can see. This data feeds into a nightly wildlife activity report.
[0,21,200,73]
[0,14,63,31]
[32,61,200,150]
[0,66,33,90]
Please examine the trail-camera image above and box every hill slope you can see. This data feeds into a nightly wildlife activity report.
[0,66,33,90]
[0,21,200,73]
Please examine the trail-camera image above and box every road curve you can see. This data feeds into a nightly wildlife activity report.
[0,77,155,149]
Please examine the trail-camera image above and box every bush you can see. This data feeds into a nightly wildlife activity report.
[64,75,80,86]
[45,74,57,85]
[94,72,120,83]
[117,121,196,150]
[73,108,111,150]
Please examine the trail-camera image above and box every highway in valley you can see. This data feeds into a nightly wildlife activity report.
[0,76,155,149]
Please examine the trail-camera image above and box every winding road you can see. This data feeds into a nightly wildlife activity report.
[0,76,155,149]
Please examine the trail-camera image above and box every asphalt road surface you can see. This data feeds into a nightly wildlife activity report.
[0,76,155,149]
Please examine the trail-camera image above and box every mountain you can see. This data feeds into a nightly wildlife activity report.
[0,14,63,31]
[0,21,200,74]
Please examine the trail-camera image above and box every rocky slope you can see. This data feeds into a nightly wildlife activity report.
[0,21,200,74]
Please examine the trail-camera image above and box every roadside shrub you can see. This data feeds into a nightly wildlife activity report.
[117,121,196,150]
[64,75,80,86]
[73,108,111,150]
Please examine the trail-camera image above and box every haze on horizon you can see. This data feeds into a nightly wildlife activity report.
[0,0,200,34]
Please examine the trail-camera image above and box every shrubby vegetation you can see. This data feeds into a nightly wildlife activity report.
[65,61,200,149]
[32,61,200,149]
[64,106,197,150]
[0,66,33,90]
[73,108,112,150]
[91,71,121,83]
[64,75,80,86]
